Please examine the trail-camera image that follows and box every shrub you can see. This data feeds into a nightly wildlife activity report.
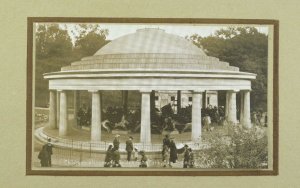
[197,124,268,169]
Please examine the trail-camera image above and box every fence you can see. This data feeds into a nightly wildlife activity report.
[35,137,207,168]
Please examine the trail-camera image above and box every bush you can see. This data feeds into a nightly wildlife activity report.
[197,124,268,169]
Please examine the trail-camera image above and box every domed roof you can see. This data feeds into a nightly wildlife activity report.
[61,28,239,72]
[94,28,206,56]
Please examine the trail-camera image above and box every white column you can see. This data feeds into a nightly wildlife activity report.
[90,90,102,142]
[225,91,229,119]
[73,91,77,119]
[140,90,151,144]
[49,90,57,129]
[56,91,60,129]
[73,91,79,126]
[59,90,68,136]
[192,90,203,142]
[242,90,252,128]
[227,90,238,124]
[240,91,244,124]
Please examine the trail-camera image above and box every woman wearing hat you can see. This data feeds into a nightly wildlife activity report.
[104,145,113,167]
[38,145,50,167]
[112,147,121,167]
[169,138,178,166]
[113,134,120,150]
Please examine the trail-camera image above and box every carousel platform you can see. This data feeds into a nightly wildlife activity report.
[34,122,208,153]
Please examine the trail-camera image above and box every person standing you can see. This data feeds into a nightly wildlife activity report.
[126,136,134,161]
[38,145,50,167]
[113,134,120,150]
[132,147,138,161]
[112,147,121,167]
[44,138,53,167]
[104,145,113,167]
[162,145,170,167]
[169,138,178,166]
[188,148,195,168]
[163,134,170,148]
[183,144,189,168]
[203,114,211,131]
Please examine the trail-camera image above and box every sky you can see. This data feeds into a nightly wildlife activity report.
[60,23,269,44]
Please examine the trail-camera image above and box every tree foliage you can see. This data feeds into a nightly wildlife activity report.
[36,24,73,59]
[188,27,268,111]
[35,24,109,107]
[72,24,110,58]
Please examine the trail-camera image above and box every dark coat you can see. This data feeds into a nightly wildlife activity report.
[38,147,50,167]
[113,138,120,149]
[140,155,148,168]
[163,137,170,148]
[188,152,195,167]
[112,149,120,163]
[125,139,133,152]
[105,149,113,163]
[45,143,53,155]
[169,141,178,163]
[183,150,189,162]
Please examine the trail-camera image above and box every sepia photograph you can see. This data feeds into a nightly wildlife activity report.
[27,18,278,175]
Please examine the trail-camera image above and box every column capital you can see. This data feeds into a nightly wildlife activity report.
[228,89,240,93]
[241,89,252,92]
[192,89,204,94]
[57,89,63,92]
[88,90,100,93]
[140,89,152,93]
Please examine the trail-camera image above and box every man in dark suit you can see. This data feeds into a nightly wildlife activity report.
[126,136,134,161]
[44,138,53,167]
[113,134,120,150]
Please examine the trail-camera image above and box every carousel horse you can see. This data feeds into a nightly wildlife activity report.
[114,115,129,130]
[101,119,112,133]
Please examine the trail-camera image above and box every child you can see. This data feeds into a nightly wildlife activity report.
[162,145,170,167]
[132,147,138,161]
[104,145,113,167]
[139,151,148,168]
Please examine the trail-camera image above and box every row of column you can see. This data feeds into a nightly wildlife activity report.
[48,89,251,144]
[225,90,251,128]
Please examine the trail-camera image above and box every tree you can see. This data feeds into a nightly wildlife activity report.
[35,23,110,107]
[35,24,74,107]
[187,27,268,111]
[72,24,109,59]
[36,24,73,59]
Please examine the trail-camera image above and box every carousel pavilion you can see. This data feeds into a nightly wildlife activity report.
[43,28,256,145]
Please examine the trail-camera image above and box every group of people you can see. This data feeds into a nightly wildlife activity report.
[38,138,53,167]
[183,144,195,168]
[202,105,225,125]
[77,105,91,127]
[103,134,196,168]
[252,111,268,127]
[104,135,142,168]
[161,135,195,168]
[104,134,122,167]
[162,135,178,167]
